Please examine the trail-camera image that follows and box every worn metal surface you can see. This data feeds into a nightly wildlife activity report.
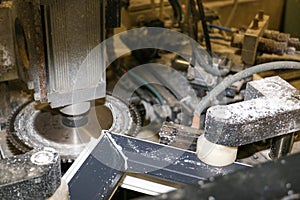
[135,152,300,200]
[205,76,300,146]
[7,1,48,102]
[258,37,288,55]
[9,0,106,107]
[7,95,136,161]
[64,132,247,199]
[159,122,202,151]
[106,0,121,28]
[247,76,297,159]
[42,0,106,107]
[231,15,300,63]
[0,82,10,125]
[241,12,269,65]
[288,38,300,51]
[232,34,292,55]
[263,29,290,42]
[269,133,294,159]
[0,147,61,200]
[0,1,18,81]
[244,76,297,100]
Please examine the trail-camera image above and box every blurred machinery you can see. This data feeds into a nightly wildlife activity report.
[231,11,300,65]
[0,0,300,199]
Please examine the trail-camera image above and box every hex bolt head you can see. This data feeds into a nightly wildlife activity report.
[252,18,259,29]
[258,10,264,21]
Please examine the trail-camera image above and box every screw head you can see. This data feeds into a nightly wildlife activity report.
[258,10,264,21]
[30,147,57,165]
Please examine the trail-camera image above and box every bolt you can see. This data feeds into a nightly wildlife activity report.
[30,148,56,165]
[286,47,296,55]
[27,81,34,90]
[252,18,259,29]
[173,106,179,112]
[258,10,264,21]
[34,93,40,101]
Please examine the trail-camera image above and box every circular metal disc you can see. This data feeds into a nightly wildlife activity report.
[8,95,134,161]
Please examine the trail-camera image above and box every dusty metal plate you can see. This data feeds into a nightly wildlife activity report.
[0,147,61,200]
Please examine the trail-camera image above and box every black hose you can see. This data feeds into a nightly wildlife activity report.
[189,0,199,41]
[196,0,212,56]
[173,0,182,22]
[168,0,178,21]
[168,0,182,23]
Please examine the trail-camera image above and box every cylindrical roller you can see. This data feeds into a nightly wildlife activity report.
[196,134,238,167]
[258,38,287,55]
[264,30,290,42]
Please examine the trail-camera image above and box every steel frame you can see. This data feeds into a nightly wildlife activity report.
[63,131,248,200]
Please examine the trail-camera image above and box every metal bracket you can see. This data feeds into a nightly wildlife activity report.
[204,76,300,146]
[242,11,269,65]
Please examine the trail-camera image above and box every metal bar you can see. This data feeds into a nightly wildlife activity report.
[136,152,300,200]
[121,175,177,196]
[110,132,247,184]
[64,132,248,199]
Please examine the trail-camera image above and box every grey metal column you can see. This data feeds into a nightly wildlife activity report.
[269,133,295,159]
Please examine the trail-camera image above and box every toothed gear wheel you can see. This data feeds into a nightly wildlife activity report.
[6,95,139,161]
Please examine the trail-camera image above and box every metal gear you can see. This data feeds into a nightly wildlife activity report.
[7,95,139,162]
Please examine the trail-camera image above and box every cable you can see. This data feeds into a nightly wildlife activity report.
[147,66,183,99]
[193,45,229,76]
[175,0,182,22]
[215,20,228,38]
[168,0,177,20]
[195,61,300,117]
[209,24,232,32]
[168,0,182,23]
[225,0,238,27]
[188,1,228,76]
[127,70,165,105]
[108,28,164,105]
[196,0,212,56]
[209,35,230,41]
[168,0,179,23]
[189,0,199,41]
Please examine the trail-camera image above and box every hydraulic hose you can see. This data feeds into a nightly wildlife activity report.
[195,61,300,117]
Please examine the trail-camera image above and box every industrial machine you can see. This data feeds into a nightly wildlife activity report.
[0,0,300,199]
